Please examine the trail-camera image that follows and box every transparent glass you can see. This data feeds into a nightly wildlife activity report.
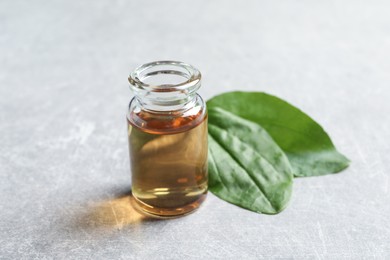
[127,61,208,218]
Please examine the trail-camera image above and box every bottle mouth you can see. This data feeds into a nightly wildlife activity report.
[128,61,201,94]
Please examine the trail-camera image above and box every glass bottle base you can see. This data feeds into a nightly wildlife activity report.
[130,193,207,219]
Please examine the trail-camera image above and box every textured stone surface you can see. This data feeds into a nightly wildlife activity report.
[1,0,389,259]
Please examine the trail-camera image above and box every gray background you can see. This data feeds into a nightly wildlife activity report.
[1,0,389,259]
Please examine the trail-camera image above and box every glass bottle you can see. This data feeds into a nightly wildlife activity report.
[127,61,208,218]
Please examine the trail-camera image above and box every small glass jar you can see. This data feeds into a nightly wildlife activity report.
[127,61,208,218]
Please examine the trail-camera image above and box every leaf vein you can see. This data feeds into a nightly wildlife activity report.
[208,127,277,211]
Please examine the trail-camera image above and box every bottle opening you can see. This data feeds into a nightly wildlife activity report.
[129,61,201,92]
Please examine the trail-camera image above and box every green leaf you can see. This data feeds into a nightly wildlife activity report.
[207,91,350,177]
[207,107,293,214]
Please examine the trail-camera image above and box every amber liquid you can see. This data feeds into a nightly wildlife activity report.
[128,111,208,218]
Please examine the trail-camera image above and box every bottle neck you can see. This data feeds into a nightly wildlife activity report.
[134,93,198,113]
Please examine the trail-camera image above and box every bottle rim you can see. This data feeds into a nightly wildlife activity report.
[128,61,201,93]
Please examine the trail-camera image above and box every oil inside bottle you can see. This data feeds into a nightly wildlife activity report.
[128,111,208,218]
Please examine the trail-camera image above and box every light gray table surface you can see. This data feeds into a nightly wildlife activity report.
[1,0,389,259]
